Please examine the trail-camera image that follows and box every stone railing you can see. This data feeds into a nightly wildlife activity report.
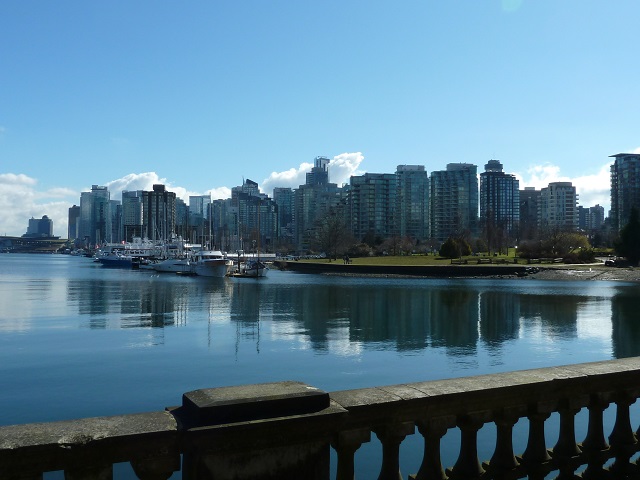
[3,357,640,479]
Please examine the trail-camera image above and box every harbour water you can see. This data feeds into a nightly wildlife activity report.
[2,253,640,478]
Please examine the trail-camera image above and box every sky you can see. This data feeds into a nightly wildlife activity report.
[1,1,638,237]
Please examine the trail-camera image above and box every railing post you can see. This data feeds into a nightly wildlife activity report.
[372,421,415,480]
[551,396,586,480]
[411,416,455,480]
[608,391,638,478]
[179,381,346,480]
[579,393,610,480]
[447,414,485,480]
[486,407,522,477]
[331,428,371,480]
[520,403,552,480]
[131,454,181,480]
[64,464,113,480]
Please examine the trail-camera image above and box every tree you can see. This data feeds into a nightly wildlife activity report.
[615,207,640,266]
[312,213,354,261]
[439,236,471,258]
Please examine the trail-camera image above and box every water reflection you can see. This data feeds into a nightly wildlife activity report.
[57,273,633,360]
[611,286,640,358]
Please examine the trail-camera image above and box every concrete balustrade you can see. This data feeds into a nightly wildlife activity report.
[3,358,640,479]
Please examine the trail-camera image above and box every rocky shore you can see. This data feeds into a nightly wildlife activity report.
[524,265,640,282]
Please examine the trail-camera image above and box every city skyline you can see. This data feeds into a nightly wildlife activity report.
[2,1,638,236]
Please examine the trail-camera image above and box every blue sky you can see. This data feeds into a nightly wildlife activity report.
[1,1,638,237]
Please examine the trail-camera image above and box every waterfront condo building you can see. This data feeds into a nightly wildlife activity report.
[349,173,398,242]
[519,187,541,240]
[293,157,346,250]
[231,179,278,253]
[479,160,520,250]
[79,185,111,246]
[396,165,430,242]
[68,205,80,241]
[122,190,144,241]
[273,187,294,248]
[430,163,479,243]
[610,153,640,231]
[538,182,578,232]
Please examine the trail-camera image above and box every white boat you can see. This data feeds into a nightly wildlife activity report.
[237,259,269,278]
[191,250,233,277]
[153,257,192,273]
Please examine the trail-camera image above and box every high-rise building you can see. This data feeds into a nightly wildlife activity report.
[306,157,330,186]
[349,173,398,242]
[25,216,53,237]
[538,182,578,231]
[79,185,111,246]
[142,184,176,242]
[273,187,294,247]
[122,190,144,241]
[430,163,478,243]
[231,179,277,253]
[396,165,429,241]
[68,205,80,241]
[293,158,346,250]
[610,153,640,231]
[479,160,519,247]
[189,195,212,245]
[519,187,540,240]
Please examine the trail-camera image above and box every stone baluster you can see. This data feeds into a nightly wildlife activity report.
[579,394,610,480]
[130,454,181,480]
[372,421,415,480]
[64,464,113,480]
[447,414,485,480]
[551,398,584,480]
[331,428,371,480]
[411,415,455,480]
[520,404,552,480]
[486,408,521,477]
[608,391,638,478]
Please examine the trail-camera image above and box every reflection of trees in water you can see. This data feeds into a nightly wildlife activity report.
[429,288,478,354]
[518,294,581,338]
[611,289,640,358]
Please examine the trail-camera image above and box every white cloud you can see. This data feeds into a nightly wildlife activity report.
[0,174,79,237]
[518,162,612,212]
[260,152,365,194]
[633,147,640,154]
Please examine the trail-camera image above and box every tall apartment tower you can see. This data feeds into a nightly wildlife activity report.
[519,187,541,240]
[122,191,144,241]
[396,165,429,241]
[143,184,176,242]
[538,182,578,231]
[273,187,294,247]
[68,205,80,241]
[349,173,398,241]
[430,163,478,243]
[293,158,346,250]
[306,156,330,185]
[79,185,111,246]
[479,160,520,243]
[610,153,640,231]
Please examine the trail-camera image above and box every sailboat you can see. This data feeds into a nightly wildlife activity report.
[229,198,268,278]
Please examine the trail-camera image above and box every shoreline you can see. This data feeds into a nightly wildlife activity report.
[275,260,640,282]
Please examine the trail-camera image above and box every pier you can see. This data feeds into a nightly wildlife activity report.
[3,357,640,479]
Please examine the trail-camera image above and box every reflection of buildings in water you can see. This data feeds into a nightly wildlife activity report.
[518,294,581,338]
[428,287,479,355]
[479,291,520,349]
[611,290,640,358]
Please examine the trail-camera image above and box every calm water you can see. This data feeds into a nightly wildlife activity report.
[2,253,640,477]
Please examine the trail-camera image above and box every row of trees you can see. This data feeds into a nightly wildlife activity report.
[310,209,640,265]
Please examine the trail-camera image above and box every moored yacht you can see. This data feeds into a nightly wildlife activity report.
[191,250,233,277]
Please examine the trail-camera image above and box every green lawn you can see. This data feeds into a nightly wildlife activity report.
[303,253,523,266]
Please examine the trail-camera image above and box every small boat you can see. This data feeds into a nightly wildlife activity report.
[97,252,134,268]
[191,250,234,277]
[153,257,192,274]
[229,258,269,278]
